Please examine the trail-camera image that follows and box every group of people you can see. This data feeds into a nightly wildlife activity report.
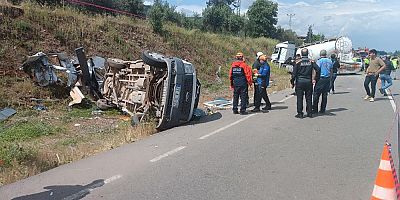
[363,49,396,101]
[228,52,271,115]
[290,48,339,118]
[229,48,398,118]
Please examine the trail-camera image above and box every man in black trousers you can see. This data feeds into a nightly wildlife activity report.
[290,48,320,118]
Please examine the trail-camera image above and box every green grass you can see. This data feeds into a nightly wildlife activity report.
[14,20,32,32]
[0,120,60,167]
[60,138,78,147]
[0,120,59,142]
[66,107,93,118]
[0,143,36,167]
[103,108,122,116]
[163,25,279,91]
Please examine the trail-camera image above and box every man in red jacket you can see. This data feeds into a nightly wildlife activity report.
[229,52,253,115]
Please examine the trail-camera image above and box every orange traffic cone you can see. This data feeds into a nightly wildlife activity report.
[371,143,400,200]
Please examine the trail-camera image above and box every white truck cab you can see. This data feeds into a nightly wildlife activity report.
[271,41,296,67]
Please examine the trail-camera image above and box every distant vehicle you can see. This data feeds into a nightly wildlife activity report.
[339,57,362,74]
[355,58,363,66]
[271,41,296,67]
[98,51,201,130]
[272,37,357,74]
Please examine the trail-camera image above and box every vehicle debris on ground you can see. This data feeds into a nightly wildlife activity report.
[0,108,16,122]
[203,98,232,109]
[21,47,105,107]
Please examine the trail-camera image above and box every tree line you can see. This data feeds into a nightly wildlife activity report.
[150,0,307,45]
[10,0,328,45]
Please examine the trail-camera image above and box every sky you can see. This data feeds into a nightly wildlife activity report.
[144,0,400,52]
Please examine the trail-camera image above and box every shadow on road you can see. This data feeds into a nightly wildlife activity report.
[271,105,289,110]
[337,73,361,76]
[332,91,350,95]
[317,107,348,117]
[271,101,285,105]
[374,97,389,101]
[12,179,105,200]
[188,112,223,126]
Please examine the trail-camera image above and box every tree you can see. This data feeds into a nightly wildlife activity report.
[226,14,245,35]
[148,0,164,34]
[182,13,203,30]
[313,33,325,42]
[305,25,314,43]
[116,0,145,15]
[246,0,278,38]
[274,26,303,46]
[202,4,232,32]
[206,0,236,7]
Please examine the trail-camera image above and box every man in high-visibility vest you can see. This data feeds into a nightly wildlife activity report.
[363,57,370,71]
[391,57,398,80]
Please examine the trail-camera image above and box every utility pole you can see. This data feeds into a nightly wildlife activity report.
[287,13,295,30]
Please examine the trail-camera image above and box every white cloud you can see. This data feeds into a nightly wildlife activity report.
[276,0,400,51]
[294,1,310,6]
[176,5,204,15]
[144,0,153,6]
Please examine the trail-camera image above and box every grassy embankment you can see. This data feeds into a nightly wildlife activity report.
[0,2,289,185]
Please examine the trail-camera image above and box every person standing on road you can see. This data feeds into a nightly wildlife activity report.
[291,48,321,118]
[391,56,398,80]
[379,55,394,96]
[330,54,340,94]
[252,55,272,112]
[252,52,264,107]
[364,57,370,71]
[313,50,333,114]
[230,52,253,115]
[364,49,386,102]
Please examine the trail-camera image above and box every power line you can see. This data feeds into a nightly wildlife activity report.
[287,13,295,30]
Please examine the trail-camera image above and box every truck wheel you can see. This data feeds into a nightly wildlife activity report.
[141,51,167,68]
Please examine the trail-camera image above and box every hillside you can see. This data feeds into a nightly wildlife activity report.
[0,2,289,185]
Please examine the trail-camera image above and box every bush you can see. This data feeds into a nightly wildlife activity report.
[148,1,164,34]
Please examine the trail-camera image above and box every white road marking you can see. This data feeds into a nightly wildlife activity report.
[386,89,397,112]
[104,175,122,184]
[150,146,186,162]
[199,114,255,140]
[279,95,295,103]
[63,175,122,200]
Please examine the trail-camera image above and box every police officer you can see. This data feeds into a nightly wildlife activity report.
[313,50,333,114]
[290,48,320,118]
[230,53,253,115]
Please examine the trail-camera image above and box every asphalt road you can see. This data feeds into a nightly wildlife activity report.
[1,73,400,200]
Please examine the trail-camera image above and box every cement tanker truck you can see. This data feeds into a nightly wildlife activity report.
[271,37,358,74]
